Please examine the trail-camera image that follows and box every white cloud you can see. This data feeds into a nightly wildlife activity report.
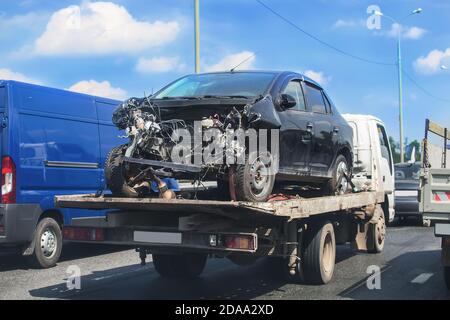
[205,51,256,72]
[304,70,331,86]
[33,2,180,55]
[333,19,357,28]
[136,56,184,73]
[414,48,450,74]
[0,68,41,84]
[68,80,127,99]
[386,23,426,40]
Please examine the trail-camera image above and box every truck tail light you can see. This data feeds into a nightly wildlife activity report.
[1,156,16,204]
[224,235,256,251]
[63,227,105,241]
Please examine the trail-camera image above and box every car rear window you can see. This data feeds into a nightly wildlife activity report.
[395,163,420,180]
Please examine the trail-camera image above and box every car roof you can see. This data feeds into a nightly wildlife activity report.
[186,70,323,89]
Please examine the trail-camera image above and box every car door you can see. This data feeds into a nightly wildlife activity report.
[277,79,314,173]
[302,82,334,174]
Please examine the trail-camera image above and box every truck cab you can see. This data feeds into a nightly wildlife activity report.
[343,114,395,222]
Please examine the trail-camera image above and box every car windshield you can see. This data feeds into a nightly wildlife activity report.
[394,163,421,180]
[153,72,276,99]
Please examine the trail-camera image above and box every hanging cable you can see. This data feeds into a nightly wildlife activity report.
[256,0,396,66]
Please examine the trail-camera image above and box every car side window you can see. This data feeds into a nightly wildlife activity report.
[377,124,393,174]
[282,80,306,111]
[303,83,327,114]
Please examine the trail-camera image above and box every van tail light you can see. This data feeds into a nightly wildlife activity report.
[1,156,16,204]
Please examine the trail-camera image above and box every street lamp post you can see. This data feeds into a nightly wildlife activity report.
[194,0,200,74]
[375,8,422,163]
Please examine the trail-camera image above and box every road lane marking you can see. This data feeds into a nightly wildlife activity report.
[411,273,434,284]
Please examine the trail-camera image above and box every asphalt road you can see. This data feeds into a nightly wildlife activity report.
[0,219,449,300]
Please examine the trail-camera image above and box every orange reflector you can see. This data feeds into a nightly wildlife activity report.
[224,235,255,250]
[63,227,104,241]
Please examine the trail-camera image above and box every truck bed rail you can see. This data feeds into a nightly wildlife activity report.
[55,191,384,220]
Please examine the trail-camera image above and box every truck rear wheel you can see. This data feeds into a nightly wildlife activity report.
[152,253,207,279]
[235,152,275,202]
[366,206,386,253]
[302,222,336,284]
[28,217,62,269]
[445,266,450,290]
[105,145,139,198]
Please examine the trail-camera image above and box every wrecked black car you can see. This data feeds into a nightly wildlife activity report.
[105,71,353,202]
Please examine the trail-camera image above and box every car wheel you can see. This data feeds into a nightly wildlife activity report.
[325,154,351,195]
[235,152,275,202]
[28,218,63,269]
[152,253,207,279]
[105,145,139,197]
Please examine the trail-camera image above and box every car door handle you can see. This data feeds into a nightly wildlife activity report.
[333,126,339,133]
[306,123,314,132]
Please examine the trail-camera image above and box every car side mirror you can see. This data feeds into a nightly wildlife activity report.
[278,94,297,109]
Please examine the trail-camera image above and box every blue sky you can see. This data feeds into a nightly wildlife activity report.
[1,0,450,145]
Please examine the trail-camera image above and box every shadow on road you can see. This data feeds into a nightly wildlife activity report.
[339,249,450,300]
[28,246,357,300]
[0,243,130,272]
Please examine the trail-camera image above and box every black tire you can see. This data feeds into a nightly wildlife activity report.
[324,154,351,195]
[235,152,275,202]
[444,266,450,290]
[302,222,336,284]
[367,205,386,253]
[28,218,62,269]
[152,253,207,279]
[105,145,139,197]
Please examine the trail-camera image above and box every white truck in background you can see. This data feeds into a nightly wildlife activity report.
[419,119,450,289]
[343,114,395,222]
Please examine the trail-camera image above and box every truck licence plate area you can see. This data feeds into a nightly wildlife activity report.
[133,230,257,252]
[435,223,450,237]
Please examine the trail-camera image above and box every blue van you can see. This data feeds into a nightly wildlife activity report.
[0,80,122,268]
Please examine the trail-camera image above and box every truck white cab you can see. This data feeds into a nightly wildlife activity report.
[343,114,395,222]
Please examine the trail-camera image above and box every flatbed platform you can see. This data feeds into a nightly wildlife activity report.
[55,191,384,220]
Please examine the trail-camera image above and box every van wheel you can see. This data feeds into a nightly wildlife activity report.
[444,266,450,290]
[367,206,386,253]
[235,152,275,202]
[28,218,62,269]
[324,155,351,195]
[105,145,139,197]
[302,222,336,284]
[152,254,207,279]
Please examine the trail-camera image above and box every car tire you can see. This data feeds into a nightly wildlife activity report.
[28,217,62,269]
[235,152,275,202]
[366,205,386,253]
[152,253,207,279]
[105,144,139,198]
[302,222,336,284]
[324,154,351,195]
[444,266,450,290]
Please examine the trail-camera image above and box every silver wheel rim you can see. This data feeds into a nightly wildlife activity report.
[40,228,57,259]
[336,161,349,195]
[248,154,272,197]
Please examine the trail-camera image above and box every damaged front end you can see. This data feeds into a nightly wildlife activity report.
[106,94,280,200]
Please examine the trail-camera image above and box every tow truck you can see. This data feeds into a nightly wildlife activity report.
[55,115,391,285]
